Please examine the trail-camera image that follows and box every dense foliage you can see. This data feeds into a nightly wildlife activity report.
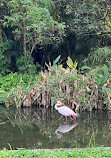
[62,0,111,35]
[0,0,66,73]
[0,0,111,72]
[0,0,111,109]
[0,56,110,111]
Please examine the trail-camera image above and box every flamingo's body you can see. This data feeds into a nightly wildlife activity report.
[55,101,78,123]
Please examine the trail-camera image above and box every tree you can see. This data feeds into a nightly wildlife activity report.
[3,0,66,72]
[52,0,111,36]
[50,0,111,63]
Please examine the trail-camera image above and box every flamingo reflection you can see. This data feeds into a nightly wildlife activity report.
[55,121,78,138]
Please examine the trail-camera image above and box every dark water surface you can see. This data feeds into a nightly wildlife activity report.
[0,106,111,149]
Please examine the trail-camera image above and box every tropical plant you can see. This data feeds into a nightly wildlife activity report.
[3,56,110,110]
[45,55,61,72]
[66,56,77,69]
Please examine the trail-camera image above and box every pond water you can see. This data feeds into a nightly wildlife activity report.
[0,106,111,149]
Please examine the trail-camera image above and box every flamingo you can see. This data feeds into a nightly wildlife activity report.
[55,121,78,138]
[55,101,78,123]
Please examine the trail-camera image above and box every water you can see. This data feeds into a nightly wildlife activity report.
[0,106,111,149]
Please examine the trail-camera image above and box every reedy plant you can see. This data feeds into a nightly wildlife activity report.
[81,47,111,110]
[2,56,111,110]
[23,57,110,110]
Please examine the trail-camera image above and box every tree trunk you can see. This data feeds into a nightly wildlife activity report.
[67,39,71,56]
[22,19,27,67]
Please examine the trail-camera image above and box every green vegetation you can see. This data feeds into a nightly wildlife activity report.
[82,47,111,73]
[0,148,111,158]
[0,0,111,153]
[0,0,111,72]
[0,0,111,109]
[0,55,111,110]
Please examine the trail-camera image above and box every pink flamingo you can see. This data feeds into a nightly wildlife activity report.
[55,101,78,123]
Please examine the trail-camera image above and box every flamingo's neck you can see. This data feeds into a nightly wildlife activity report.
[55,104,59,110]
[55,103,63,110]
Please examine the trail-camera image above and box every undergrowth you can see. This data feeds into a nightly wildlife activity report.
[0,54,111,110]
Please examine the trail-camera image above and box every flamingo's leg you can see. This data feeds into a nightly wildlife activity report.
[69,116,73,121]
[65,116,67,124]
[73,113,76,121]
[73,121,77,128]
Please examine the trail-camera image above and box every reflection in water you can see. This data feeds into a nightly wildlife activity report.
[55,121,78,138]
[0,106,111,149]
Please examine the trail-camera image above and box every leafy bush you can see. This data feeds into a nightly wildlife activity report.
[82,47,111,73]
[0,72,39,104]
[0,73,36,91]
[1,56,111,110]
[16,54,36,74]
[0,41,11,75]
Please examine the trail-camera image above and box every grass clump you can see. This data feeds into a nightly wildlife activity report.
[0,148,111,158]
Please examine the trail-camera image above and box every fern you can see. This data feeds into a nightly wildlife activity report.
[83,47,111,68]
[82,47,111,73]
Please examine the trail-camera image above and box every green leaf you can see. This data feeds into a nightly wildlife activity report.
[103,98,109,104]
[102,87,111,94]
[58,90,64,97]
[92,103,97,106]
[97,88,102,92]
[100,74,109,85]
[50,64,56,71]
[68,56,73,66]
[86,103,90,107]
[67,60,73,68]
[41,89,46,93]
[53,55,61,65]
[45,62,49,68]
[81,66,92,71]
[48,82,57,86]
[50,88,55,95]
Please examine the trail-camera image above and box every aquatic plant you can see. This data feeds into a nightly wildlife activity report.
[2,56,110,111]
